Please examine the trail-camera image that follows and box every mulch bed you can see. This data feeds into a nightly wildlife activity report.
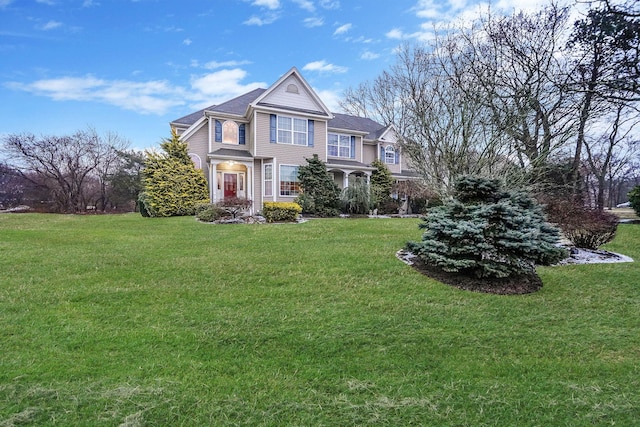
[398,250,543,295]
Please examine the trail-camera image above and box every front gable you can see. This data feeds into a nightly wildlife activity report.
[251,67,332,118]
[378,125,399,145]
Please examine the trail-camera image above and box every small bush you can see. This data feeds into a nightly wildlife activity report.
[216,197,252,219]
[629,186,640,216]
[262,202,302,223]
[541,197,619,249]
[195,203,226,222]
[560,209,619,249]
[378,198,400,215]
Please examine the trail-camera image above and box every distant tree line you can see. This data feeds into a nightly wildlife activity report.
[1,128,144,213]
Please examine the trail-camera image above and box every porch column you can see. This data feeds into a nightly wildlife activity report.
[246,163,254,214]
[210,162,219,203]
[342,169,353,188]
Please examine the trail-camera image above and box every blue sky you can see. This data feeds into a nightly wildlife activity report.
[1,0,552,150]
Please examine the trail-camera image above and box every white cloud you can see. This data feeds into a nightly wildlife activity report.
[36,0,55,5]
[313,88,342,112]
[319,0,340,9]
[303,17,324,27]
[385,28,404,39]
[333,23,352,35]
[243,13,279,26]
[189,68,267,108]
[183,38,192,46]
[293,0,315,12]
[0,0,13,8]
[360,50,380,60]
[252,0,280,9]
[303,60,348,74]
[413,0,446,19]
[6,68,271,116]
[385,26,434,42]
[82,0,99,7]
[202,60,252,70]
[40,20,62,31]
[7,76,187,115]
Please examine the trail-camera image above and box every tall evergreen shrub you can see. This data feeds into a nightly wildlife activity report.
[295,154,340,217]
[139,129,209,217]
[370,159,394,211]
[407,175,567,279]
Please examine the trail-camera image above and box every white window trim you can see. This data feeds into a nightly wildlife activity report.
[385,146,396,164]
[277,115,308,146]
[279,164,300,197]
[189,153,202,169]
[222,120,239,145]
[328,133,351,158]
[263,163,273,197]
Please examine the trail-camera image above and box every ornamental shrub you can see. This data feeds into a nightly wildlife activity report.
[216,197,252,219]
[295,154,340,217]
[340,177,371,214]
[370,160,394,211]
[262,202,302,222]
[140,129,209,217]
[541,197,619,249]
[629,185,640,216]
[561,209,618,249]
[195,203,226,222]
[406,175,567,279]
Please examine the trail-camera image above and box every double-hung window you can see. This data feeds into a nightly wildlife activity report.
[280,165,300,196]
[277,116,307,146]
[264,164,273,197]
[328,133,352,158]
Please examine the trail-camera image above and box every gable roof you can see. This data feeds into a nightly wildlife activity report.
[250,67,332,119]
[171,68,391,141]
[209,88,266,116]
[172,105,215,127]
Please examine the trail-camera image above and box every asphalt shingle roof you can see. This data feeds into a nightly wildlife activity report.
[171,90,390,140]
[327,113,388,140]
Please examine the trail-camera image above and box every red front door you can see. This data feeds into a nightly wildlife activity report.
[224,173,237,199]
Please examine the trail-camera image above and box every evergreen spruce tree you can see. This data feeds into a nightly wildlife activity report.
[139,129,209,217]
[295,154,340,217]
[370,159,394,211]
[407,175,567,279]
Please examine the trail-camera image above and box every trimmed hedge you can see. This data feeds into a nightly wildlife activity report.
[262,202,302,223]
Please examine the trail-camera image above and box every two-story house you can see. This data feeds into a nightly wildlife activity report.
[171,67,416,213]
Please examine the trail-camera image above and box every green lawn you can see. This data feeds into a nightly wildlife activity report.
[1,214,639,426]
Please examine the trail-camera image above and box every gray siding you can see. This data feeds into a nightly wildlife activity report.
[186,125,210,180]
[255,112,326,163]
[362,143,376,165]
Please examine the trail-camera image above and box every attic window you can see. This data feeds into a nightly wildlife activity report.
[286,84,299,94]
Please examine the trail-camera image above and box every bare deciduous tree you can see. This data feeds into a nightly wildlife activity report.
[1,128,131,213]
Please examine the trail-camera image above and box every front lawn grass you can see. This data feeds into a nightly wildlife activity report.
[1,214,639,426]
